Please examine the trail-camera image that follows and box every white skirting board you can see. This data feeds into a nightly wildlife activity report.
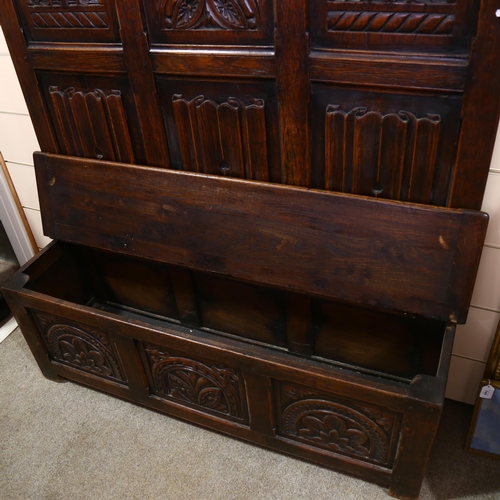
[0,151,37,342]
[0,153,37,265]
[0,316,17,343]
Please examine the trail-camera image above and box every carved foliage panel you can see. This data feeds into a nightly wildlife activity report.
[141,342,248,423]
[311,0,476,51]
[144,0,273,44]
[311,86,463,205]
[18,0,120,42]
[31,309,126,383]
[275,382,401,468]
[157,78,281,182]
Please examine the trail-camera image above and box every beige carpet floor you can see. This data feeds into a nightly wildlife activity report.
[1,327,499,500]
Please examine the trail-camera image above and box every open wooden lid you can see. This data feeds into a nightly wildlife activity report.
[34,152,488,323]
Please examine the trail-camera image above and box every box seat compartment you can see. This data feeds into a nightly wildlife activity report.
[2,152,488,499]
[24,243,446,382]
[3,240,451,480]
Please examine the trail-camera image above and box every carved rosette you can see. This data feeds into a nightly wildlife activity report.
[27,0,108,29]
[144,344,244,419]
[278,384,397,466]
[32,310,125,382]
[161,0,261,30]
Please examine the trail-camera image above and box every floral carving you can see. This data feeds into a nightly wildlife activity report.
[299,413,370,456]
[174,0,203,28]
[144,344,244,419]
[31,310,124,382]
[162,0,260,30]
[279,384,397,466]
[59,336,112,376]
[358,406,394,432]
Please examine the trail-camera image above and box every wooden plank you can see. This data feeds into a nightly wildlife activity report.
[244,373,275,436]
[34,153,488,322]
[14,278,410,406]
[310,51,467,92]
[28,46,127,74]
[169,267,201,327]
[151,49,275,79]
[275,0,311,186]
[286,293,313,355]
[389,398,442,499]
[114,0,170,168]
[448,0,500,209]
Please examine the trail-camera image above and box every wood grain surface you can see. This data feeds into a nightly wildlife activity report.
[35,152,487,322]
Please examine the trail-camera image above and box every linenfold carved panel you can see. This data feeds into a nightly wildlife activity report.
[31,310,125,383]
[142,343,247,422]
[325,105,441,204]
[48,86,135,163]
[172,94,269,180]
[276,382,400,467]
[161,0,261,30]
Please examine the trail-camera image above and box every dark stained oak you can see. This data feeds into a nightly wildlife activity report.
[1,0,499,498]
[35,152,487,323]
[309,51,468,92]
[28,45,127,74]
[449,0,500,209]
[0,240,472,499]
[0,0,498,206]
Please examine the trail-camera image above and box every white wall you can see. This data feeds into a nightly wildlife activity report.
[1,27,499,404]
[446,127,500,403]
[0,26,50,250]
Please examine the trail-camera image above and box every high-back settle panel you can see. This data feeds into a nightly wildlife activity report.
[1,0,499,207]
[1,1,499,499]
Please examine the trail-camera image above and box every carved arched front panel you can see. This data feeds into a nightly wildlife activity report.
[31,310,125,383]
[276,382,401,468]
[142,343,248,422]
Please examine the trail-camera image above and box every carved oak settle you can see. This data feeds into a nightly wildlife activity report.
[1,1,499,498]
